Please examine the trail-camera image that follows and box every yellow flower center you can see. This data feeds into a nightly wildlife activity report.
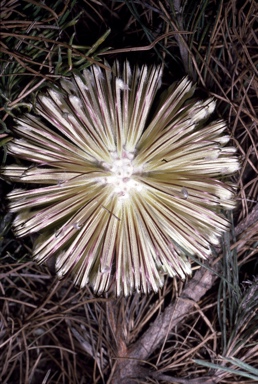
[102,151,143,199]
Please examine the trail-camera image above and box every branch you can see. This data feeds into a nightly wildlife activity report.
[110,204,258,383]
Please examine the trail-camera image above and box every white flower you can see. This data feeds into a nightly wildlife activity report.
[2,61,239,296]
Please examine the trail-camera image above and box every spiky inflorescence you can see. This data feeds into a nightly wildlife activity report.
[2,62,239,296]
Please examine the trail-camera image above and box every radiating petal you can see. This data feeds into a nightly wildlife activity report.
[1,61,239,295]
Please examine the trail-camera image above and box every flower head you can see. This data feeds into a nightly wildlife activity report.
[2,61,239,295]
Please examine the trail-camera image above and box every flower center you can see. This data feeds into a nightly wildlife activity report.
[102,151,143,199]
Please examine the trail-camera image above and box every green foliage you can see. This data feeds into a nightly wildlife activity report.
[0,0,110,123]
[194,357,258,381]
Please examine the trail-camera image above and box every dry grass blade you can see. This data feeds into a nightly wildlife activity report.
[0,0,110,129]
